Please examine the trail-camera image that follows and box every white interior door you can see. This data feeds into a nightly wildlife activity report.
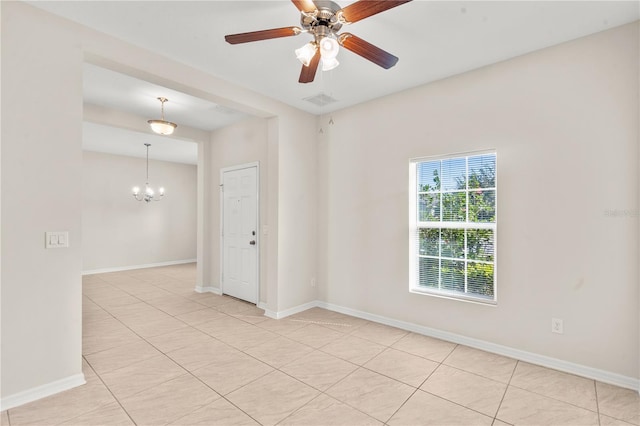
[221,165,258,303]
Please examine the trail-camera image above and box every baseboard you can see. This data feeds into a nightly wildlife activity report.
[195,285,222,295]
[82,259,196,275]
[257,302,278,319]
[315,301,640,392]
[260,300,319,319]
[0,373,86,411]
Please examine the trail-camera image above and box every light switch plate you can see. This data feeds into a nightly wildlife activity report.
[45,232,69,249]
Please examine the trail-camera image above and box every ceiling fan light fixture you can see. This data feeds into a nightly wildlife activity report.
[148,97,177,135]
[295,42,317,66]
[321,56,339,71]
[319,36,339,59]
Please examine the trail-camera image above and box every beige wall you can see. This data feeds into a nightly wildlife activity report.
[204,117,269,301]
[1,3,84,399]
[1,1,318,404]
[82,151,197,272]
[318,22,639,379]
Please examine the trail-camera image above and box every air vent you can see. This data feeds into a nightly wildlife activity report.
[303,93,338,107]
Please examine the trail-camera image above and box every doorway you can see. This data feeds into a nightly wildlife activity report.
[220,163,259,304]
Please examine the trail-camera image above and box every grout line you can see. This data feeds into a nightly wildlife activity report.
[594,380,601,426]
[79,356,138,426]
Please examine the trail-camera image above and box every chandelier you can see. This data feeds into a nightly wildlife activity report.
[147,97,177,136]
[132,143,165,202]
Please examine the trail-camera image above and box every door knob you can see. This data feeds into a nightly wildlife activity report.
[249,240,256,245]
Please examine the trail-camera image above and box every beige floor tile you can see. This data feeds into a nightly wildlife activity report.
[60,402,134,425]
[596,382,640,425]
[216,325,280,351]
[194,315,255,338]
[326,368,414,422]
[364,347,439,388]
[600,414,638,426]
[492,420,513,426]
[1,410,9,425]
[103,302,159,321]
[280,394,383,426]
[285,323,346,348]
[421,364,507,417]
[496,386,599,425]
[257,318,310,335]
[215,299,257,314]
[146,294,207,317]
[8,379,116,425]
[350,322,408,346]
[191,350,274,395]
[321,334,385,365]
[444,345,517,383]
[229,306,269,324]
[388,390,493,426]
[175,307,227,325]
[99,354,185,399]
[190,293,236,307]
[245,336,313,368]
[146,326,213,353]
[82,317,141,355]
[84,340,161,375]
[227,370,319,426]
[167,338,234,372]
[168,398,259,425]
[281,350,358,391]
[289,307,342,322]
[288,311,364,334]
[511,362,597,411]
[122,313,189,339]
[391,332,457,362]
[95,294,143,310]
[119,374,220,425]
[82,307,113,325]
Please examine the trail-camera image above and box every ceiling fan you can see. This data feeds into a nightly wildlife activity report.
[224,0,412,83]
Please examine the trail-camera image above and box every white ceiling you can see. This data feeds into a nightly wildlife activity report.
[27,0,639,161]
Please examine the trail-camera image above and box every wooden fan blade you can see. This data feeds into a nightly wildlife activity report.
[225,27,301,44]
[299,50,321,83]
[340,0,412,23]
[339,33,399,69]
[291,0,317,13]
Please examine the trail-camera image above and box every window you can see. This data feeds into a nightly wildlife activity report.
[409,152,497,303]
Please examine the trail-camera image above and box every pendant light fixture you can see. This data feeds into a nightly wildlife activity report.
[147,97,177,136]
[132,143,165,202]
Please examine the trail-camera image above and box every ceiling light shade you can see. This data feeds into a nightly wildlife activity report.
[322,57,339,71]
[295,42,317,66]
[132,143,165,203]
[147,97,177,135]
[319,36,339,59]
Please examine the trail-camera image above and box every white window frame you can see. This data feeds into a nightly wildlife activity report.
[409,150,497,305]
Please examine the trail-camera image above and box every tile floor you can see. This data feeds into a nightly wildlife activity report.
[2,264,639,425]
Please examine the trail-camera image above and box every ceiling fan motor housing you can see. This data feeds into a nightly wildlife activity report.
[301,0,343,38]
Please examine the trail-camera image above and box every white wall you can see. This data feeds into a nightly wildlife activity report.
[82,151,197,272]
[318,22,639,380]
[1,3,84,402]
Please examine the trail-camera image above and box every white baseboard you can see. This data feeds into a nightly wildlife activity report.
[195,285,222,295]
[82,259,196,275]
[257,302,278,319]
[315,301,640,393]
[0,373,86,411]
[262,300,319,319]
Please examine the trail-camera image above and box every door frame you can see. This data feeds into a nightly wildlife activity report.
[219,162,260,304]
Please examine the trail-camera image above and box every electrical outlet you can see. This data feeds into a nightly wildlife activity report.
[551,318,564,334]
[310,277,316,287]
